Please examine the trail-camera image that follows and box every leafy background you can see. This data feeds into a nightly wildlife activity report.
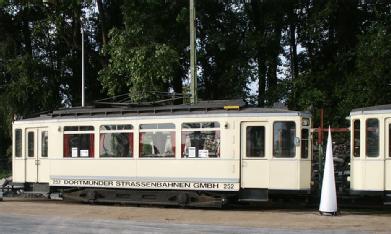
[0,0,390,171]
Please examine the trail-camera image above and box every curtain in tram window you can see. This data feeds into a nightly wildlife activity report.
[128,132,133,157]
[139,133,144,156]
[89,134,94,157]
[99,133,105,157]
[63,134,70,157]
[181,133,186,157]
[216,131,221,157]
[171,132,176,155]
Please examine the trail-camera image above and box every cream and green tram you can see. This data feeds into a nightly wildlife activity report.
[12,101,312,206]
[349,104,391,201]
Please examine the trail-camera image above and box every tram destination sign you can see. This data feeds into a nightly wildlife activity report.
[49,177,239,191]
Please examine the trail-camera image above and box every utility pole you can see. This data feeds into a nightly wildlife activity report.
[190,0,197,104]
[81,23,85,107]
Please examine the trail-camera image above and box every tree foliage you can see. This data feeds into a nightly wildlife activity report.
[1,0,391,168]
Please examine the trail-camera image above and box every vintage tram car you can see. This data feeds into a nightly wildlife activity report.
[349,104,391,203]
[11,100,312,207]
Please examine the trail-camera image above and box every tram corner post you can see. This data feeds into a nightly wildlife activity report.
[318,142,324,194]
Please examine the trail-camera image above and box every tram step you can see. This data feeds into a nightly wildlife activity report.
[22,191,49,199]
[49,193,63,200]
[238,198,268,202]
[383,193,391,205]
[239,188,268,203]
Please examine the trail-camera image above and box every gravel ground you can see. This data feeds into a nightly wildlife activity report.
[0,200,390,233]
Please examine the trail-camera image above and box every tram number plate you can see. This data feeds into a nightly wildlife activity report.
[52,179,61,185]
[223,183,234,190]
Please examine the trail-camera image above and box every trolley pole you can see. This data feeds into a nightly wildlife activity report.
[190,0,197,104]
[81,24,85,107]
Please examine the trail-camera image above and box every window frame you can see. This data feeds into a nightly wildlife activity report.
[63,126,95,158]
[301,128,310,159]
[389,123,391,158]
[273,121,296,158]
[181,122,221,159]
[99,124,134,158]
[245,125,265,158]
[139,123,176,158]
[365,118,379,158]
[27,131,35,158]
[353,119,360,158]
[41,130,48,158]
[14,129,22,158]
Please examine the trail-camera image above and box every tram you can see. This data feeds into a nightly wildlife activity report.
[11,100,312,207]
[349,104,391,203]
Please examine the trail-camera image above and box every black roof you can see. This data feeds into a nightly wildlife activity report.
[351,104,391,113]
[19,99,306,120]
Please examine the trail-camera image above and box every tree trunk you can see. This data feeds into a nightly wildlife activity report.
[266,23,282,106]
[96,0,108,46]
[258,55,266,107]
[289,24,298,81]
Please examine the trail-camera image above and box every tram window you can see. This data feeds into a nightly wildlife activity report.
[366,118,379,157]
[182,122,220,129]
[139,131,175,158]
[140,123,175,130]
[246,126,265,157]
[27,131,34,157]
[100,124,133,158]
[64,134,94,158]
[100,125,133,131]
[353,120,360,157]
[64,126,94,131]
[181,122,220,158]
[273,121,296,158]
[301,129,309,159]
[14,129,22,157]
[389,124,391,157]
[41,131,48,157]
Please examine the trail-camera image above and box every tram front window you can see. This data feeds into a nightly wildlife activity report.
[366,118,379,157]
[14,129,22,157]
[301,129,309,159]
[353,120,360,157]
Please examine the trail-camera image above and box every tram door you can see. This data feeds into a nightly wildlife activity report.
[240,122,269,188]
[386,118,391,190]
[25,128,49,183]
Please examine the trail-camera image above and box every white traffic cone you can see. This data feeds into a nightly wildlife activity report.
[319,127,338,215]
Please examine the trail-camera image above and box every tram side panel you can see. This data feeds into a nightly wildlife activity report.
[12,125,25,183]
[240,116,311,192]
[267,117,311,191]
[48,117,240,192]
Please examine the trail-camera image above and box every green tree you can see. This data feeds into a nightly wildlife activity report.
[99,0,187,102]
[196,1,251,100]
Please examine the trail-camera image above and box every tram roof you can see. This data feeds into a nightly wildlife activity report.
[351,104,391,115]
[17,99,310,121]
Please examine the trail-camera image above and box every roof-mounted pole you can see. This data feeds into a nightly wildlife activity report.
[190,0,197,104]
[81,19,85,107]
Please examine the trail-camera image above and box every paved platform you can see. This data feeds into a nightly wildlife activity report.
[0,200,390,233]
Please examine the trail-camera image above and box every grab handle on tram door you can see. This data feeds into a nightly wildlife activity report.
[35,160,40,166]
